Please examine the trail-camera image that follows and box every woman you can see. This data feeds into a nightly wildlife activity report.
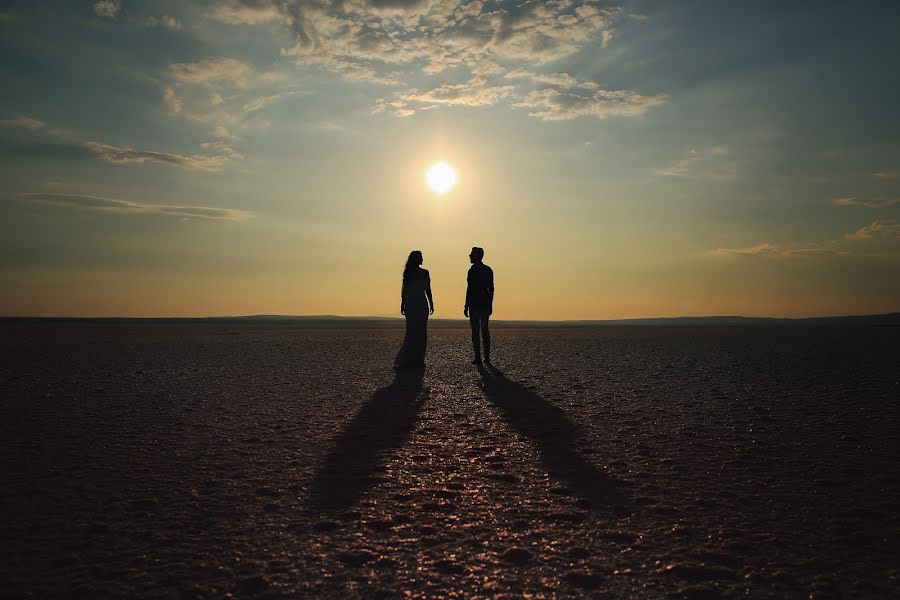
[395,250,434,369]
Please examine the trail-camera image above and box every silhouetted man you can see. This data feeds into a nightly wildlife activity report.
[464,246,494,364]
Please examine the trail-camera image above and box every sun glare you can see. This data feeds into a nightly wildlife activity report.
[426,161,457,195]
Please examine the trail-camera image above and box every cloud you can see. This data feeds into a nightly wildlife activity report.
[241,91,300,114]
[400,77,514,108]
[82,142,234,172]
[1,115,238,172]
[371,98,415,117]
[709,243,841,259]
[0,116,45,130]
[845,219,900,241]
[371,61,664,121]
[168,57,259,89]
[0,116,80,142]
[162,57,293,137]
[833,196,900,209]
[140,15,183,30]
[873,170,898,179]
[19,193,250,221]
[710,220,900,260]
[210,1,640,103]
[505,68,579,87]
[209,1,291,25]
[93,1,121,19]
[205,1,667,123]
[163,88,183,113]
[513,87,666,121]
[655,146,736,180]
[210,126,239,140]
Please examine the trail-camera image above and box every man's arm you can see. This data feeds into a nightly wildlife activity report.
[464,268,473,316]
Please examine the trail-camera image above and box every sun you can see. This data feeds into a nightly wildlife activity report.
[425,161,457,195]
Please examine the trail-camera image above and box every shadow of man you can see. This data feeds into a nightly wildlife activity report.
[477,365,629,512]
[308,368,426,511]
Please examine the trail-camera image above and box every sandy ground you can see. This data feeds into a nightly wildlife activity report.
[1,320,898,599]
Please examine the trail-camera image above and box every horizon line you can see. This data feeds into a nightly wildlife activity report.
[2,312,898,323]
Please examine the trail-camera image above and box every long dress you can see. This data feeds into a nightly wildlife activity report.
[395,271,429,368]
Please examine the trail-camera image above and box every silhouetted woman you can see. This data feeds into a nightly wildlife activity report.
[395,250,434,369]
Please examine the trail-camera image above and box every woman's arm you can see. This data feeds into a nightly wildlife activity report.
[426,273,435,315]
[400,280,407,315]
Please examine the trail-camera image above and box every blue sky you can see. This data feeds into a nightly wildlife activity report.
[1,1,898,318]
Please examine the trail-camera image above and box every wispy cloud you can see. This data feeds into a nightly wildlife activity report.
[208,1,290,26]
[1,115,239,172]
[845,219,900,241]
[162,88,183,114]
[375,76,521,117]
[168,57,261,89]
[83,142,236,171]
[371,98,415,118]
[708,243,842,259]
[0,116,46,130]
[873,170,898,179]
[833,196,900,209]
[513,87,665,121]
[93,1,120,19]
[241,91,301,114]
[162,57,292,138]
[139,15,183,30]
[19,193,250,221]
[656,146,736,180]
[711,219,900,259]
[401,78,515,108]
[503,67,666,122]
[505,68,592,89]
[375,70,663,120]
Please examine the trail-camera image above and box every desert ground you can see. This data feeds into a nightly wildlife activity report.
[1,320,897,598]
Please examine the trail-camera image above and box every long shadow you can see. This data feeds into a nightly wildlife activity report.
[477,365,630,512]
[308,368,426,511]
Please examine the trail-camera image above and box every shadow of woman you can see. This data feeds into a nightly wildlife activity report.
[477,365,630,512]
[308,368,426,511]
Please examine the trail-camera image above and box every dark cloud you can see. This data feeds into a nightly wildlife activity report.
[1,116,239,172]
[83,142,233,171]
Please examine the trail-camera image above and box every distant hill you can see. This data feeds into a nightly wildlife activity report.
[210,314,900,326]
[553,313,900,326]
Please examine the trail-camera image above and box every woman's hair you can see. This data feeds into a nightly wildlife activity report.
[403,250,423,281]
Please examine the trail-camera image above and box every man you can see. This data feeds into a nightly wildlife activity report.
[464,246,494,365]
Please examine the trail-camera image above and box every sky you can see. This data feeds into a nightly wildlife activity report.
[1,0,899,319]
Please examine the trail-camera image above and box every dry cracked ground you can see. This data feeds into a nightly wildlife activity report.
[1,321,898,598]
